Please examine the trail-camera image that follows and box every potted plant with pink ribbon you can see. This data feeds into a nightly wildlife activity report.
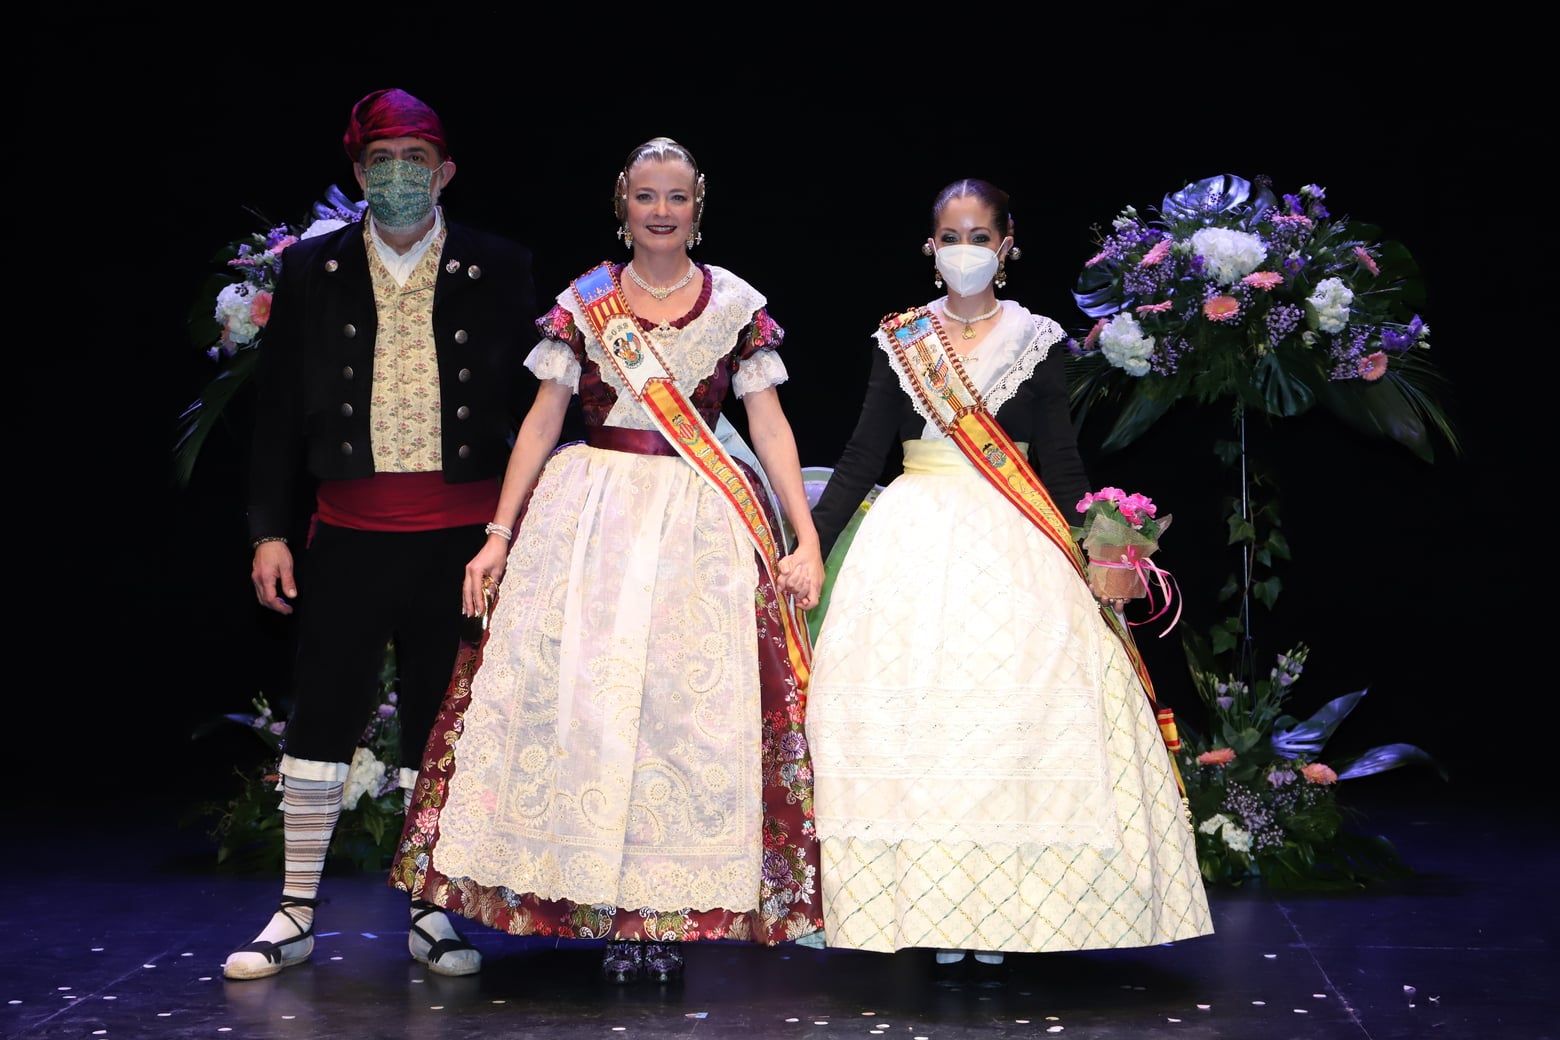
[1074,487,1180,634]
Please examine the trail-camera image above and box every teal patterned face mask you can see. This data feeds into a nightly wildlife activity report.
[364,159,445,229]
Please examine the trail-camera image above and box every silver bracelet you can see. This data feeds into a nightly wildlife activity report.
[252,535,288,550]
[485,522,514,542]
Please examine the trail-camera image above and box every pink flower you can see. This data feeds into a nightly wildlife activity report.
[1353,246,1380,276]
[1358,351,1389,382]
[1121,492,1157,519]
[1242,271,1284,291]
[1139,239,1173,267]
[1302,762,1338,785]
[268,235,299,255]
[1076,493,1096,512]
[1203,295,1241,322]
[1270,214,1315,230]
[250,290,273,328]
[1085,249,1110,268]
[1197,748,1236,767]
[1082,318,1107,351]
[415,807,440,831]
[1135,299,1174,314]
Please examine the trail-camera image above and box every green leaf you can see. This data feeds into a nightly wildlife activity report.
[1211,626,1237,655]
[1255,548,1272,567]
[1318,363,1448,462]
[1213,440,1241,466]
[173,349,261,487]
[1253,576,1283,609]
[1267,530,1292,560]
[1217,574,1239,602]
[1101,381,1177,452]
[1232,727,1263,754]
[1253,350,1317,417]
[1227,515,1256,545]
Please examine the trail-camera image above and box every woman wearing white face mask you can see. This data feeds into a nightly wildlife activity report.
[803,180,1212,978]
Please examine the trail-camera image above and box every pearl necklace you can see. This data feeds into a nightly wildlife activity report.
[942,298,1002,340]
[626,261,697,301]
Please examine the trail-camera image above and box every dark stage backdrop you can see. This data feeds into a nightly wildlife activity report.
[22,35,1526,812]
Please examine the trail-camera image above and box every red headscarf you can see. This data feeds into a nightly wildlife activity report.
[342,89,450,162]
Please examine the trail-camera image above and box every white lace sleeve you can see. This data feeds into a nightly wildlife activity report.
[732,347,789,398]
[524,339,581,393]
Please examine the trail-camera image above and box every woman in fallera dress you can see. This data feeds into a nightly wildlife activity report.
[804,178,1213,978]
[392,139,826,983]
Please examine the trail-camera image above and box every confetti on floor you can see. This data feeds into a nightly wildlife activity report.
[283,1016,295,1020]
[1196,1004,1211,1010]
[1314,993,1327,998]
[198,977,212,982]
[1294,1009,1309,1014]
[181,952,194,957]
[6,1001,19,1005]
[430,1006,444,1011]
[104,995,117,1000]
[862,1011,876,1016]
[493,1000,507,1005]
[91,948,104,952]
[1404,985,1417,995]
[1263,954,1277,959]
[1047,1028,1064,1034]
[1168,1018,1181,1023]
[785,1018,798,1023]
[142,964,155,969]
[1252,1001,1266,1006]
[361,932,378,939]
[1016,1020,1030,1024]
[330,956,343,961]
[685,1013,708,1019]
[157,1013,172,1017]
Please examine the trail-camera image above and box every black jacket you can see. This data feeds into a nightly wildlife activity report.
[812,341,1091,557]
[248,220,538,540]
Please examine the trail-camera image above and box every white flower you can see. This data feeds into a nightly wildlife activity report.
[1222,825,1253,853]
[1305,277,1354,333]
[301,217,348,240]
[342,746,387,810]
[1099,312,1156,377]
[1198,813,1232,836]
[1190,228,1268,285]
[214,283,261,346]
[1418,323,1432,340]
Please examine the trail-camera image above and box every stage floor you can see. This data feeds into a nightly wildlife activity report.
[5,794,1556,1039]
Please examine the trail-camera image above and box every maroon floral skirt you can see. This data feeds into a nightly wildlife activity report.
[389,461,822,944]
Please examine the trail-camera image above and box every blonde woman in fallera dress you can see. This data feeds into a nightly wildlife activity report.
[804,179,1212,980]
[391,139,827,983]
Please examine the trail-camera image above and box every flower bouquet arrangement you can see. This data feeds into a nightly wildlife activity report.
[193,649,406,872]
[1068,175,1452,460]
[1182,643,1443,888]
[175,186,365,485]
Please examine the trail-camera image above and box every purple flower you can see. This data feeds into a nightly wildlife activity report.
[780,732,806,760]
[1266,303,1304,343]
[1301,184,1326,199]
[1216,696,1235,710]
[1283,193,1303,215]
[1283,253,1306,275]
[377,704,396,719]
[269,721,287,735]
[1066,337,1085,357]
[264,226,293,249]
[1267,769,1296,788]
[1308,202,1330,220]
[1189,254,1207,275]
[762,850,794,887]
